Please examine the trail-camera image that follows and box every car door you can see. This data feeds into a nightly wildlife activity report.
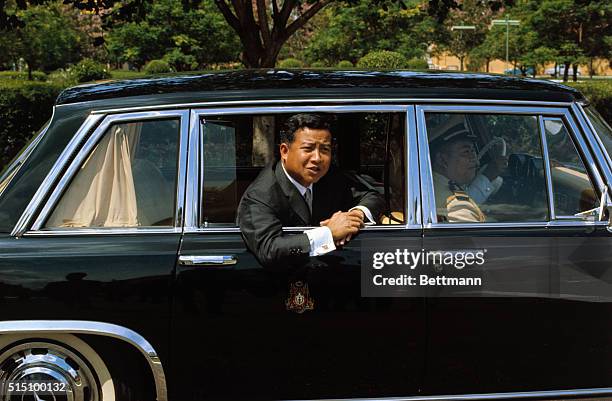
[416,105,612,396]
[0,111,189,391]
[171,105,427,401]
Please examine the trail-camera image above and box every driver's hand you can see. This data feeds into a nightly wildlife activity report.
[484,154,508,180]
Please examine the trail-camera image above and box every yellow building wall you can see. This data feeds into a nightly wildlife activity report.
[430,52,612,76]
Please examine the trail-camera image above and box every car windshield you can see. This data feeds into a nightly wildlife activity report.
[584,106,612,163]
[0,120,51,196]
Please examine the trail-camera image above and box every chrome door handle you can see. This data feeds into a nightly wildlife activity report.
[178,255,237,267]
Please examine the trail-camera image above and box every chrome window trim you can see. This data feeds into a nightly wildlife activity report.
[407,105,422,226]
[12,114,105,237]
[183,224,421,234]
[184,109,200,230]
[426,220,608,230]
[416,104,608,228]
[22,227,182,237]
[416,105,569,115]
[539,116,557,220]
[280,387,612,401]
[186,104,421,233]
[25,110,190,234]
[573,103,612,185]
[0,108,54,199]
[192,104,411,116]
[0,320,167,401]
[79,98,575,115]
[176,110,191,229]
[562,110,606,192]
[416,106,436,226]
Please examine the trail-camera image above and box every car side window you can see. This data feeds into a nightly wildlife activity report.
[46,119,180,228]
[200,112,406,227]
[425,112,549,223]
[584,106,612,161]
[543,118,597,217]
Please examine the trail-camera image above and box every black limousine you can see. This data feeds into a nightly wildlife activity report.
[0,70,611,401]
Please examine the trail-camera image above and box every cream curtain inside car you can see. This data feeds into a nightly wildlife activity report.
[47,123,142,228]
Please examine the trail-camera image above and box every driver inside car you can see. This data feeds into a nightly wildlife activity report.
[430,123,487,223]
[467,137,509,204]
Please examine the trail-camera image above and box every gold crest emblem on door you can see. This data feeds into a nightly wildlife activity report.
[286,281,314,313]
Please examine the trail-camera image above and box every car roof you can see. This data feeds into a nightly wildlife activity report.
[56,69,584,107]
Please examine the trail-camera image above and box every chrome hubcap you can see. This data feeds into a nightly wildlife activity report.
[0,342,99,401]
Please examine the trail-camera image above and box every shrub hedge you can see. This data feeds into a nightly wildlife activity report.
[406,57,429,70]
[278,58,304,68]
[0,71,47,82]
[357,51,407,69]
[0,80,62,169]
[566,80,612,124]
[71,59,111,83]
[145,59,173,74]
[337,60,354,68]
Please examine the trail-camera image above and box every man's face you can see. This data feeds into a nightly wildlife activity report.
[438,139,478,185]
[280,127,332,187]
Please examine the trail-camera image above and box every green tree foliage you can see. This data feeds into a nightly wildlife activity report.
[0,28,20,70]
[528,0,611,81]
[0,0,514,67]
[303,0,431,66]
[357,50,407,69]
[520,46,558,77]
[163,48,197,72]
[105,22,160,70]
[464,0,609,79]
[15,2,84,79]
[105,0,240,71]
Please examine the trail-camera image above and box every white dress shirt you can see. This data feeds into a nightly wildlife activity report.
[281,163,375,256]
[467,173,503,204]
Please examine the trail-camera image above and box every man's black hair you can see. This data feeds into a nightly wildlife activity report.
[281,113,333,144]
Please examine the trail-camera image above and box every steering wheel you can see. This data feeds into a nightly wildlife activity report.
[478,137,507,162]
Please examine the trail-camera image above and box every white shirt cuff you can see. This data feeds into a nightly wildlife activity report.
[468,174,494,204]
[350,205,376,225]
[305,226,336,256]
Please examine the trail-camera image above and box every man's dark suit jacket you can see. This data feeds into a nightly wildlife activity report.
[237,161,385,268]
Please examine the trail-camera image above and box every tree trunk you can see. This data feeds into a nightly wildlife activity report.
[252,116,275,166]
[27,64,32,81]
[572,63,578,82]
[215,0,331,69]
[563,62,570,82]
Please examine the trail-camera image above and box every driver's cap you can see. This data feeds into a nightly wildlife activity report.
[429,122,477,152]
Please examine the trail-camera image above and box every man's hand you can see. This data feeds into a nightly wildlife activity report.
[320,210,364,245]
[483,154,508,181]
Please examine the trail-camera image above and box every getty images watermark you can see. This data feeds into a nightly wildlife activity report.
[372,248,485,286]
[361,239,487,297]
